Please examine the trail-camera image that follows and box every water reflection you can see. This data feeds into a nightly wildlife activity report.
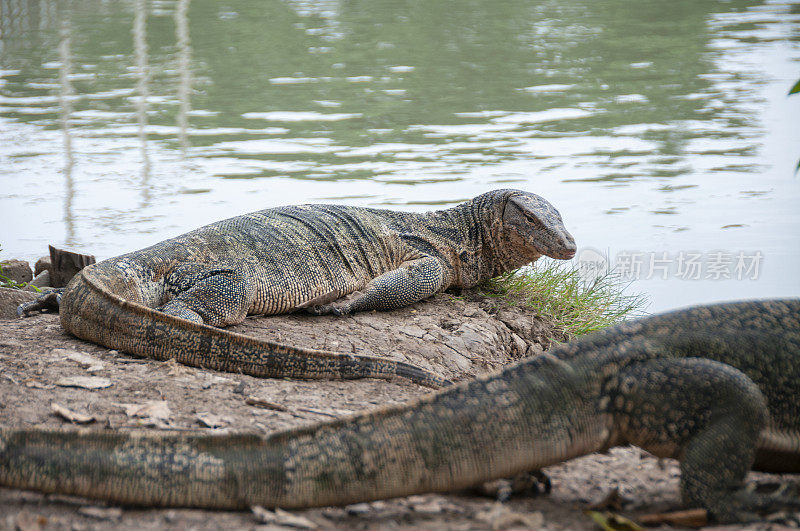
[133,0,151,203]
[1,0,784,184]
[57,13,75,245]
[175,0,191,156]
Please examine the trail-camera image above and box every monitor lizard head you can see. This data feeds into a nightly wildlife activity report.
[500,190,577,262]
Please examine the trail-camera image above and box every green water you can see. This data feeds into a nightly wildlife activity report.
[1,0,798,310]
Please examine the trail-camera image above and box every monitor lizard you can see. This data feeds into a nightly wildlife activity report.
[18,189,576,388]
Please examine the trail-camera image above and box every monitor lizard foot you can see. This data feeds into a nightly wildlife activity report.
[17,288,63,317]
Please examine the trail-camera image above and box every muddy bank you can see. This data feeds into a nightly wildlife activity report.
[0,292,772,530]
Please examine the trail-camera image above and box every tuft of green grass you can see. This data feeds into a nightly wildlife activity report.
[479,259,648,337]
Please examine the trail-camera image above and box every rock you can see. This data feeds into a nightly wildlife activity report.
[27,270,51,289]
[34,256,51,277]
[526,342,545,357]
[462,306,480,318]
[439,317,461,331]
[47,245,95,287]
[457,322,493,349]
[440,339,472,371]
[0,259,32,284]
[496,308,563,349]
[510,333,528,357]
[398,324,426,338]
[495,310,534,338]
[0,287,38,319]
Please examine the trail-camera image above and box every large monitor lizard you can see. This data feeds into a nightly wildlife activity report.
[2,299,798,522]
[18,189,576,389]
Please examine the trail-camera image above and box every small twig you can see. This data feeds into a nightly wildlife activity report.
[638,508,707,528]
[245,396,288,411]
[296,407,338,418]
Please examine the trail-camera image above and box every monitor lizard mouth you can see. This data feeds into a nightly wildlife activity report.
[532,240,576,260]
[557,246,577,260]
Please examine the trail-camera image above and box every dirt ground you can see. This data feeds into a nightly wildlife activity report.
[0,290,790,530]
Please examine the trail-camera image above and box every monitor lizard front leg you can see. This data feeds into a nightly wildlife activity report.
[306,256,446,315]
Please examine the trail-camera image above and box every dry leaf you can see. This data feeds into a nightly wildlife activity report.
[120,400,170,419]
[196,412,230,428]
[56,376,112,389]
[65,351,104,372]
[114,400,171,424]
[51,402,95,424]
[251,506,318,529]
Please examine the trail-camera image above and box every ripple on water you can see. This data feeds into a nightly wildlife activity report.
[241,111,363,121]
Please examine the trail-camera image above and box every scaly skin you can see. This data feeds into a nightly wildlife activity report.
[20,189,576,388]
[2,299,798,522]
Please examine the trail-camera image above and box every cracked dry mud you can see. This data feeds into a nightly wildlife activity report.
[0,292,779,530]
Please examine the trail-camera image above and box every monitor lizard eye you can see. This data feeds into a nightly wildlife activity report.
[502,194,576,260]
[503,196,544,235]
